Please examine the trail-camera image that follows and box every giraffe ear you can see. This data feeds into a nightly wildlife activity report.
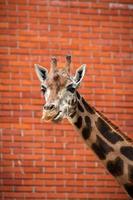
[73,64,86,87]
[35,64,48,82]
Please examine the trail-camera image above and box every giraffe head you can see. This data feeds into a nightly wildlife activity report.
[35,55,86,122]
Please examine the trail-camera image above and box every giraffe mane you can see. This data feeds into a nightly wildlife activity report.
[94,108,133,144]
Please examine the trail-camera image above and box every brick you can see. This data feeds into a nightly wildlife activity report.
[0,1,132,200]
[0,22,8,28]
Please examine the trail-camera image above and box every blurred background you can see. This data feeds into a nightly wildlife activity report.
[0,0,133,199]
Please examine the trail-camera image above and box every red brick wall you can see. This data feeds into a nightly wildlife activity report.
[0,0,133,199]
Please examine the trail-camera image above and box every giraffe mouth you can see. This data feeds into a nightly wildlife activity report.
[52,111,63,122]
[42,106,63,122]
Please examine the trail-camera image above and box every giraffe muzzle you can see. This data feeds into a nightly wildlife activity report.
[42,104,59,121]
[42,109,58,121]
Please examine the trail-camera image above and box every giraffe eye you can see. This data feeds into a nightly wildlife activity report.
[41,85,47,94]
[67,84,75,93]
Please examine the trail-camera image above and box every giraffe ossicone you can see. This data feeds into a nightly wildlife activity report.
[35,55,133,199]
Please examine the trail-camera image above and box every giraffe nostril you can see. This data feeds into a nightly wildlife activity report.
[44,104,55,110]
[49,104,55,110]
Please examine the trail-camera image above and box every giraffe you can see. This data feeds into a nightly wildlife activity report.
[35,55,133,199]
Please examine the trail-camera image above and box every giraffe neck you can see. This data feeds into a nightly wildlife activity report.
[67,92,133,199]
